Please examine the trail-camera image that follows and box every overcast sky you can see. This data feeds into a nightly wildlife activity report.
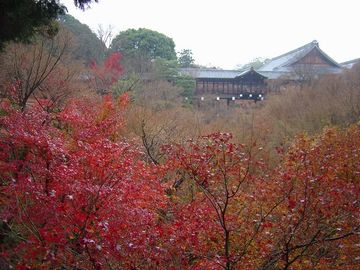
[61,0,359,69]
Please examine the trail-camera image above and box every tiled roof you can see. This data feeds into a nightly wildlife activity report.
[181,41,346,81]
[180,67,270,80]
[259,40,341,73]
[180,68,241,79]
[257,71,293,80]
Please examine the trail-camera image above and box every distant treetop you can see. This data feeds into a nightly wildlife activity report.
[110,28,177,61]
[178,49,195,68]
[236,57,269,71]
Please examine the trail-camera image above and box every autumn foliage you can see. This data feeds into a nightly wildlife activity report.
[0,95,359,269]
[0,96,168,269]
[163,129,359,269]
[89,52,123,95]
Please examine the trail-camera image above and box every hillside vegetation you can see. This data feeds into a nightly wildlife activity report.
[0,19,359,270]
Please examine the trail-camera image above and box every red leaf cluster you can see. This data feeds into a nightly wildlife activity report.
[89,52,123,94]
[0,96,168,269]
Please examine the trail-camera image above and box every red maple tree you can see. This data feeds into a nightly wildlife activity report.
[89,52,123,95]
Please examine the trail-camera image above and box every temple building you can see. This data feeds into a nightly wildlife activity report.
[181,40,348,101]
[182,67,267,101]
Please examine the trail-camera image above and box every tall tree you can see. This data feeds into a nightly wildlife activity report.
[110,28,177,62]
[0,0,98,49]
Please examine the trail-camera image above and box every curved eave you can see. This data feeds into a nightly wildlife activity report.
[235,69,268,80]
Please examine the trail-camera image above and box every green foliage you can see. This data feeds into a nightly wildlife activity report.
[178,49,195,68]
[0,0,65,49]
[73,0,99,10]
[153,59,195,99]
[153,59,179,81]
[0,0,98,50]
[59,14,105,64]
[110,28,177,61]
[174,74,195,99]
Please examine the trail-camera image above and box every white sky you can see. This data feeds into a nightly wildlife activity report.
[61,0,360,69]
